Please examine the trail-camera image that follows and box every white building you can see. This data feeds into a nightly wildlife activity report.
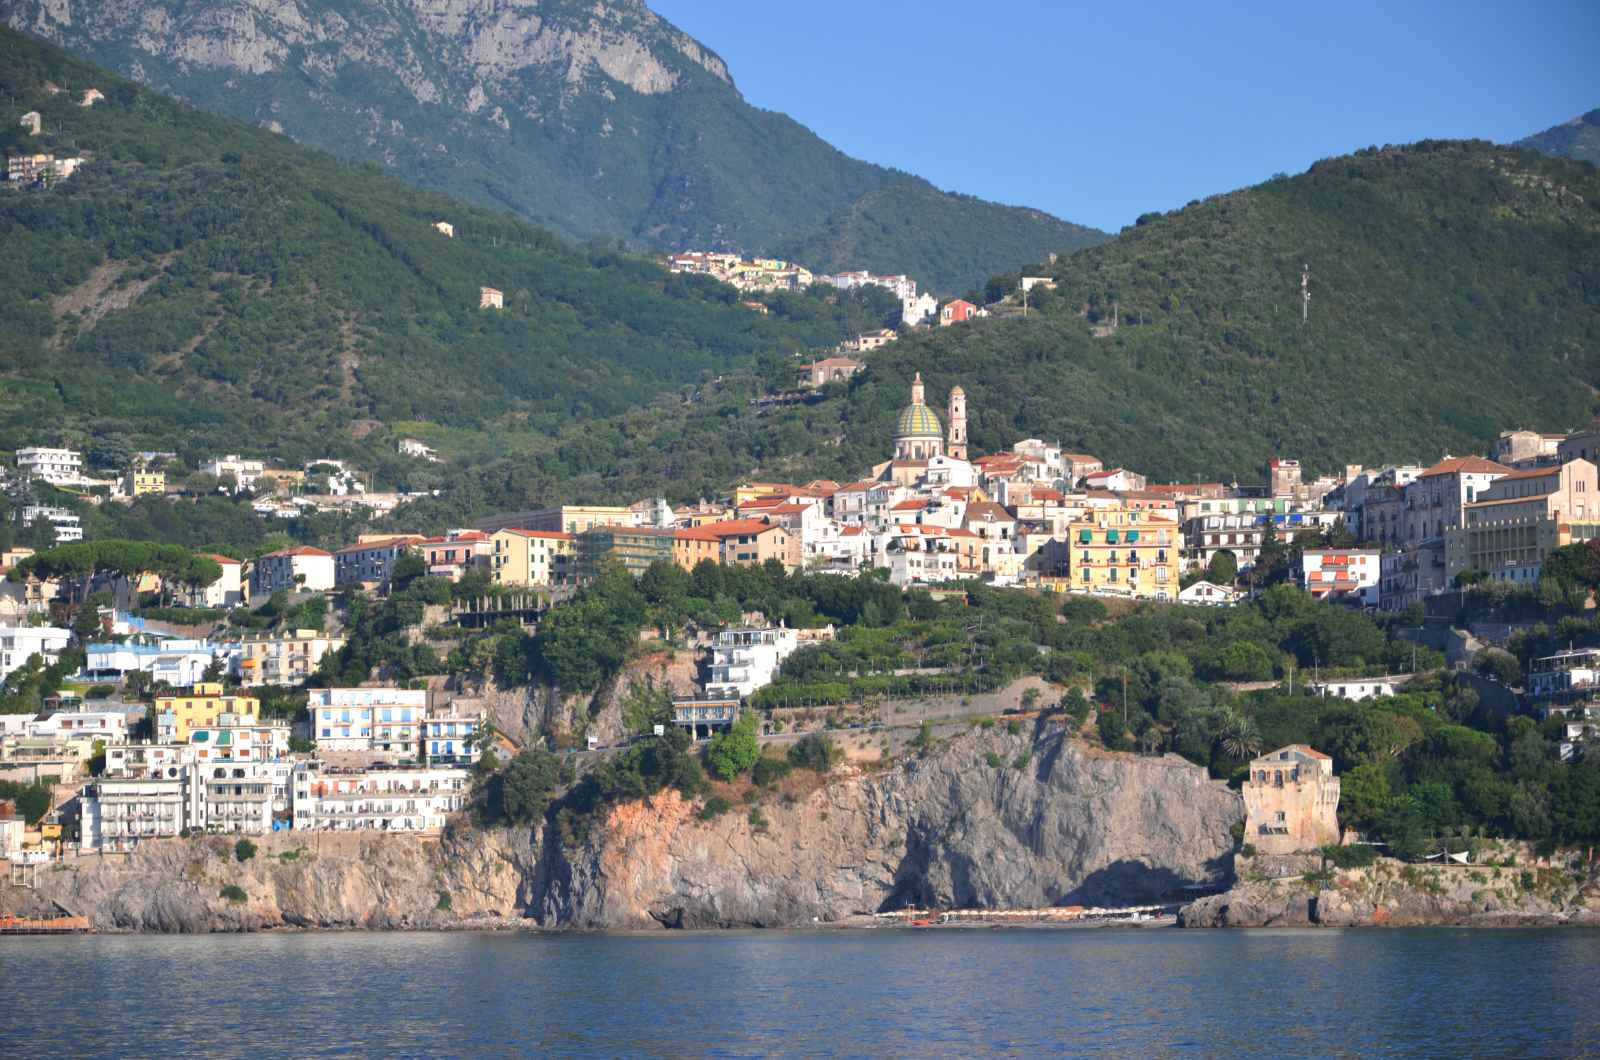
[201,762,277,835]
[189,719,292,765]
[1300,550,1382,606]
[307,688,428,758]
[1306,677,1401,702]
[19,506,82,543]
[424,704,485,766]
[291,763,470,832]
[27,709,130,744]
[104,743,198,779]
[80,770,202,852]
[1178,580,1242,607]
[706,628,800,700]
[182,555,245,609]
[230,629,346,687]
[1528,649,1600,701]
[398,438,440,461]
[0,625,71,682]
[203,455,266,492]
[15,447,84,486]
[250,546,335,595]
[902,292,938,328]
[85,636,221,687]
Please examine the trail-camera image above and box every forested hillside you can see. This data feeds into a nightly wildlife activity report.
[0,27,893,483]
[553,140,1598,501]
[0,1,1106,293]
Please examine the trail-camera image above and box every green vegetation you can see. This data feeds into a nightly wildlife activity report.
[787,734,838,774]
[697,795,734,821]
[435,891,453,913]
[555,727,705,840]
[706,714,762,781]
[0,27,893,494]
[8,540,222,596]
[15,11,1103,293]
[492,748,567,825]
[0,780,52,825]
[233,838,257,862]
[218,884,247,904]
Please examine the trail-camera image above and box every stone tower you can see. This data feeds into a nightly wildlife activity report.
[947,386,968,461]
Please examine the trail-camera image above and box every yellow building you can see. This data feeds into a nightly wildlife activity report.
[524,505,636,535]
[1067,506,1180,601]
[232,630,346,688]
[491,528,575,587]
[155,683,261,742]
[124,464,166,497]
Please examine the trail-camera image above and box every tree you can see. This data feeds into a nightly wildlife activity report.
[706,713,761,781]
[1205,550,1238,586]
[1339,762,1391,833]
[1216,710,1263,762]
[787,733,837,773]
[1472,648,1522,687]
[497,748,563,823]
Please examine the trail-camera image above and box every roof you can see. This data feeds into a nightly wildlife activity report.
[1496,466,1561,481]
[810,357,863,369]
[703,519,785,538]
[1083,468,1128,481]
[1418,456,1509,478]
[1061,453,1101,463]
[673,527,725,543]
[966,502,1014,521]
[895,402,943,439]
[200,554,243,566]
[499,529,573,541]
[891,499,929,511]
[263,546,332,559]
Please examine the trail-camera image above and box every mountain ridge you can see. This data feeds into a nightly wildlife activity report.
[0,0,1107,292]
[1517,108,1600,168]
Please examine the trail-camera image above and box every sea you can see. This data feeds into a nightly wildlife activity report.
[1,928,1596,1057]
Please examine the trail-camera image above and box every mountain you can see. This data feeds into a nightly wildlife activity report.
[531,139,1600,507]
[0,26,894,487]
[1517,109,1600,168]
[0,0,1107,293]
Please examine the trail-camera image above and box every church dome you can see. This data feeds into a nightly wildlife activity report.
[896,402,943,439]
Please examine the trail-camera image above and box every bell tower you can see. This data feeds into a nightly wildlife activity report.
[947,386,968,461]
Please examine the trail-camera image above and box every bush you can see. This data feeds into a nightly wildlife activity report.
[786,733,837,773]
[85,684,116,700]
[1321,843,1378,869]
[697,795,733,820]
[234,838,257,862]
[747,808,768,831]
[984,751,1005,769]
[1239,842,1258,858]
[1005,720,1022,736]
[496,747,563,823]
[219,884,247,904]
[1012,751,1032,771]
[436,891,453,912]
[706,714,761,781]
[751,755,793,787]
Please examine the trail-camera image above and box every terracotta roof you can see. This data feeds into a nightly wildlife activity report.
[704,519,784,538]
[1061,453,1101,462]
[264,546,332,558]
[809,357,863,369]
[891,499,929,511]
[673,528,724,543]
[1418,456,1509,478]
[765,503,812,515]
[201,553,243,566]
[966,502,1014,522]
[1496,466,1562,481]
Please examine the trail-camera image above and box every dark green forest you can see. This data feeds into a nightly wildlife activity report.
[0,5,1106,292]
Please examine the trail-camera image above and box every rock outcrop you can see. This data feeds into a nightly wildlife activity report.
[1179,857,1600,928]
[18,728,1242,933]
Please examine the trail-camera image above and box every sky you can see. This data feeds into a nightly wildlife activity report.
[650,0,1599,232]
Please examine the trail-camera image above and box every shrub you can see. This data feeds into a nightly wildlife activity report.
[85,684,116,700]
[219,885,247,904]
[1005,720,1022,736]
[697,795,733,821]
[1321,844,1378,869]
[752,755,793,787]
[436,891,453,912]
[786,733,837,773]
[984,751,1005,769]
[706,714,761,781]
[234,838,257,862]
[747,808,768,831]
[1240,842,1258,858]
[1012,751,1032,771]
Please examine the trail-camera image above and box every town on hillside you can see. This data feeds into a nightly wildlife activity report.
[2,368,1597,862]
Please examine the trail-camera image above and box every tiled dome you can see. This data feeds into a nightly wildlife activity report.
[896,403,943,438]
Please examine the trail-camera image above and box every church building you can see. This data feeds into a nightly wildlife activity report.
[893,373,968,463]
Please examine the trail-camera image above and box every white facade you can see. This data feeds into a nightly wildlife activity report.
[250,547,335,594]
[19,506,82,543]
[27,709,129,744]
[80,768,204,852]
[424,706,485,766]
[307,688,428,758]
[1300,550,1382,606]
[1306,677,1400,702]
[1179,580,1242,607]
[16,447,84,486]
[85,638,220,687]
[183,557,244,609]
[706,628,800,700]
[0,625,71,681]
[291,763,470,832]
[203,455,266,492]
[201,762,277,835]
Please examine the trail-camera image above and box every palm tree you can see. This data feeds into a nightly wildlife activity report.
[1219,712,1263,762]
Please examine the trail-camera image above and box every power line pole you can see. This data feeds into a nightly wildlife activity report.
[1301,264,1311,325]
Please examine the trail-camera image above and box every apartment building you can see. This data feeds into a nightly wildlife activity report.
[155,684,261,742]
[290,763,471,833]
[79,771,202,852]
[250,546,335,594]
[0,625,71,682]
[706,627,800,700]
[307,687,429,759]
[424,704,485,767]
[1066,507,1180,601]
[231,630,345,688]
[1402,456,1508,545]
[15,446,84,485]
[1446,459,1598,585]
[575,526,677,579]
[490,528,574,587]
[1300,550,1382,606]
[333,536,424,588]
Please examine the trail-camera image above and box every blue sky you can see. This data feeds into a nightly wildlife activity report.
[650,0,1598,232]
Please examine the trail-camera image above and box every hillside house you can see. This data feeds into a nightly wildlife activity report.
[1242,745,1341,855]
[479,286,504,310]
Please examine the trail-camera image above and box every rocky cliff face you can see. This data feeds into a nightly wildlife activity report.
[0,0,1105,290]
[1179,856,1600,928]
[19,728,1240,933]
